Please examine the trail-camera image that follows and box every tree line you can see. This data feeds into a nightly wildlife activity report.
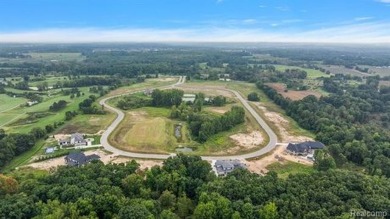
[1,155,389,218]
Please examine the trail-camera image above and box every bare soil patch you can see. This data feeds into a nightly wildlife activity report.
[178,85,234,98]
[255,103,313,143]
[26,149,163,171]
[246,144,313,175]
[230,131,264,148]
[266,83,322,100]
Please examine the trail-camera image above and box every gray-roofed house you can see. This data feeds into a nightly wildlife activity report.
[64,152,100,167]
[286,141,325,156]
[214,160,247,176]
[59,133,87,147]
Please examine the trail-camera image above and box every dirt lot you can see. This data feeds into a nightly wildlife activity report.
[178,84,235,98]
[245,144,313,175]
[254,103,313,143]
[266,83,322,101]
[26,149,163,171]
[230,131,264,148]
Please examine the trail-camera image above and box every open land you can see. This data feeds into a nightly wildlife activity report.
[265,83,322,101]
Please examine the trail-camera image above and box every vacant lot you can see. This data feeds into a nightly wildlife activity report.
[56,113,116,135]
[266,83,322,101]
[109,108,182,154]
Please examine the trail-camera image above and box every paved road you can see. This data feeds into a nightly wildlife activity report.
[100,76,278,160]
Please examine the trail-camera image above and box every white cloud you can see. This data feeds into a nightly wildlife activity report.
[354,17,374,21]
[275,6,289,11]
[0,22,390,43]
[376,0,390,3]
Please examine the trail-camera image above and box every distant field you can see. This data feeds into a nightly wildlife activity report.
[275,65,330,79]
[319,65,368,77]
[28,52,86,62]
[266,83,322,101]
[28,76,69,87]
[106,77,177,97]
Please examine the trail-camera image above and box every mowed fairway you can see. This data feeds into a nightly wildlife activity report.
[0,94,26,112]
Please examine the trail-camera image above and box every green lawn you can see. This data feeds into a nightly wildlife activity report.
[0,94,26,112]
[266,161,315,179]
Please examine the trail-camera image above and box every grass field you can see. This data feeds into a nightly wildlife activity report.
[275,65,330,79]
[1,87,96,133]
[106,77,178,97]
[266,161,315,178]
[109,107,182,153]
[56,113,116,134]
[28,76,69,87]
[0,94,26,112]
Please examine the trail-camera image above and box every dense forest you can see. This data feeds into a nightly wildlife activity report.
[259,76,390,177]
[1,155,389,218]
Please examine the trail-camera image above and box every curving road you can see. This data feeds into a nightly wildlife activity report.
[100,76,278,160]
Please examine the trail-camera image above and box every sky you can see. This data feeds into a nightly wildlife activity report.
[0,0,390,43]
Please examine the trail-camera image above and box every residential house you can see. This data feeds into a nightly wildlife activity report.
[214,160,246,176]
[286,141,325,156]
[59,133,88,147]
[64,152,100,167]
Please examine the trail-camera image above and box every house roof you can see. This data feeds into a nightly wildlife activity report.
[215,160,246,175]
[71,133,85,142]
[65,152,100,166]
[287,141,325,153]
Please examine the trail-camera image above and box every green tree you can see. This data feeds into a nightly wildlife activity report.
[247,92,260,101]
[258,202,278,219]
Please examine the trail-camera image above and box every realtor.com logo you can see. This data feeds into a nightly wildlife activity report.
[350,210,388,218]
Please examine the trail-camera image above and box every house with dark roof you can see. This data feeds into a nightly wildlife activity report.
[64,152,100,167]
[286,141,325,156]
[214,160,246,176]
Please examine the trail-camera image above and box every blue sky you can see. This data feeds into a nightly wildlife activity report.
[0,0,390,43]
